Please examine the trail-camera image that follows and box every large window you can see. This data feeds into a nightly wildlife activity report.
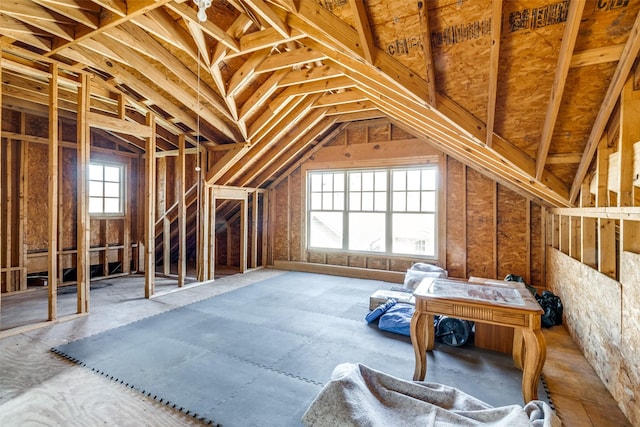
[307,166,438,257]
[89,163,124,215]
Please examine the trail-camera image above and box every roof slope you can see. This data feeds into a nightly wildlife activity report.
[1,0,639,206]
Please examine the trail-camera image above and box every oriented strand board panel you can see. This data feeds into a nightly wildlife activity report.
[494,0,567,158]
[496,185,528,280]
[273,178,290,260]
[289,169,303,261]
[465,167,495,278]
[429,0,492,121]
[25,143,48,251]
[529,203,543,287]
[445,157,466,278]
[61,147,77,250]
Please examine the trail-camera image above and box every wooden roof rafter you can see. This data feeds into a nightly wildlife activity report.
[484,0,502,147]
[535,0,585,180]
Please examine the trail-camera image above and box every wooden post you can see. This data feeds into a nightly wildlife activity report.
[77,73,90,313]
[144,113,156,298]
[262,192,269,266]
[580,183,597,268]
[177,134,186,286]
[251,191,258,268]
[123,158,131,275]
[48,64,59,320]
[200,183,210,281]
[5,139,13,292]
[241,197,248,273]
[158,157,170,276]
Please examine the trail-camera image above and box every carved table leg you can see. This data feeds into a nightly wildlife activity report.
[410,310,433,381]
[521,328,547,402]
[512,327,524,370]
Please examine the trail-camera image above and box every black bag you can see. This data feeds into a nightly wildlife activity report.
[535,290,563,328]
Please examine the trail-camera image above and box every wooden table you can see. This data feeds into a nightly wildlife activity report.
[410,277,546,403]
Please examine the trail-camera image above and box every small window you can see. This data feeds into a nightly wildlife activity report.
[89,163,124,215]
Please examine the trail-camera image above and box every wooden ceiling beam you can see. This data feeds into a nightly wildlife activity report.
[314,90,367,107]
[348,0,374,64]
[0,15,53,51]
[485,0,502,147]
[91,33,241,141]
[133,9,199,63]
[570,10,640,203]
[243,0,290,38]
[238,68,288,122]
[255,46,326,73]
[535,0,585,180]
[277,64,342,86]
[248,115,339,188]
[68,45,220,143]
[334,110,386,122]
[44,0,175,56]
[416,0,436,107]
[165,1,241,52]
[1,0,75,41]
[570,44,625,68]
[32,0,99,29]
[238,108,328,186]
[223,93,323,185]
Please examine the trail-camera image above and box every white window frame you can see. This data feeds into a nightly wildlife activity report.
[306,165,439,260]
[88,161,125,217]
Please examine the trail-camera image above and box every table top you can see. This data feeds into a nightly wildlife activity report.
[414,277,543,313]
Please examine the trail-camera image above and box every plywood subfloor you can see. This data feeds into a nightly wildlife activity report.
[0,270,632,426]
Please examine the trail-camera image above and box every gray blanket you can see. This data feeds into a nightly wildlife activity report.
[302,363,562,427]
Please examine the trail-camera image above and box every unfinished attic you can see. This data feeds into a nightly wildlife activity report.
[1,0,639,425]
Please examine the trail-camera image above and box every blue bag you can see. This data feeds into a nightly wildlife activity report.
[377,303,415,336]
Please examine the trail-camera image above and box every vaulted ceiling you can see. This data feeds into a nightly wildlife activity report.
[1,0,639,207]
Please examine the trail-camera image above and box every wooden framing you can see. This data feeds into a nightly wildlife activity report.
[47,63,59,320]
[177,135,186,287]
[144,113,156,298]
[77,73,90,313]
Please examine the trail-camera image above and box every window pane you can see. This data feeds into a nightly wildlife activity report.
[393,192,406,211]
[89,164,103,181]
[422,169,437,190]
[311,193,322,210]
[104,182,120,197]
[374,192,386,211]
[348,213,385,252]
[104,166,120,182]
[334,192,344,210]
[362,172,374,191]
[322,173,333,191]
[392,213,435,256]
[350,192,361,211]
[350,172,361,191]
[104,198,120,213]
[407,170,421,190]
[322,193,333,210]
[393,170,406,191]
[334,173,344,191]
[422,191,436,211]
[89,181,103,197]
[89,197,102,213]
[407,191,420,211]
[309,212,343,249]
[311,174,322,191]
[374,171,387,191]
[362,192,373,211]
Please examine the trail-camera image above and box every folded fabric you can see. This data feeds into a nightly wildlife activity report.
[302,363,561,427]
[377,303,414,336]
